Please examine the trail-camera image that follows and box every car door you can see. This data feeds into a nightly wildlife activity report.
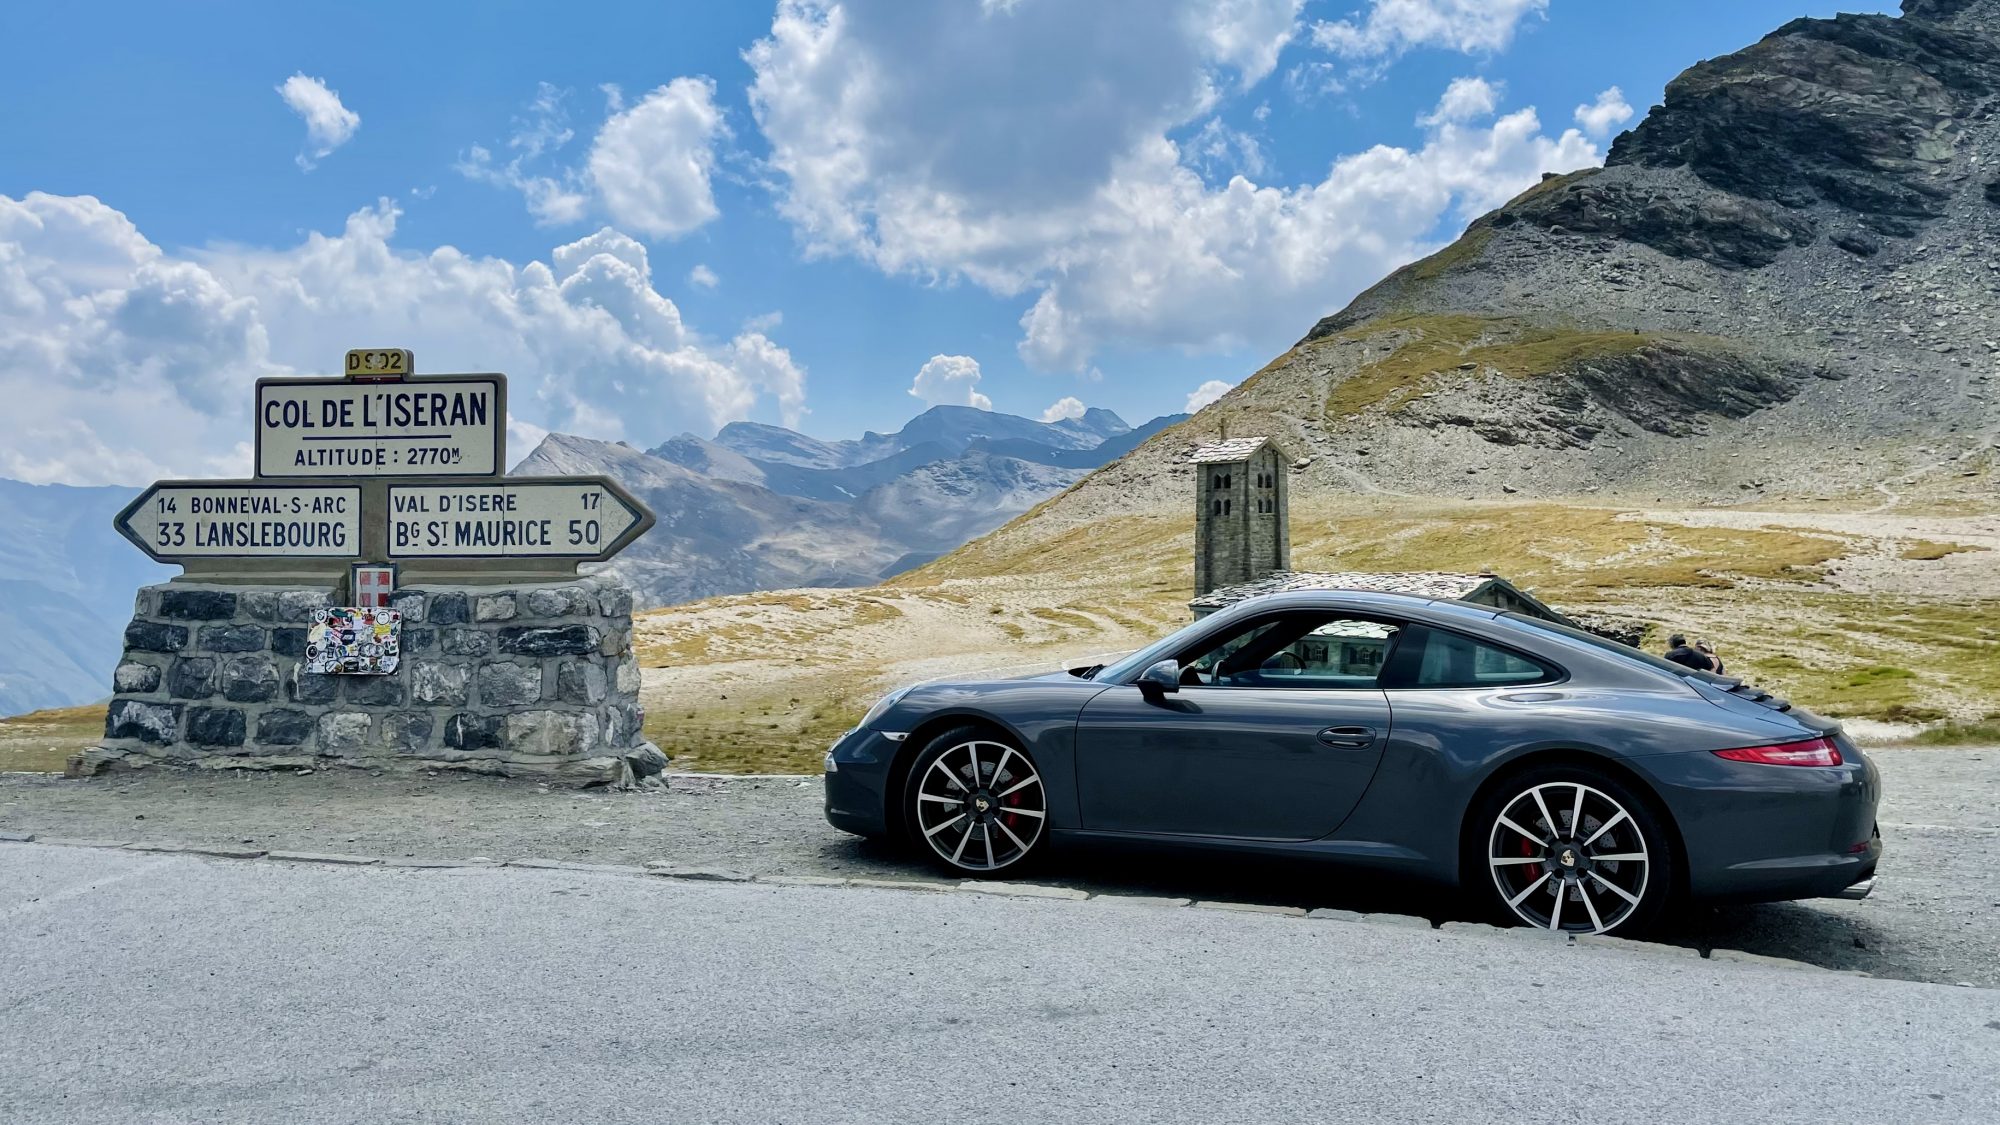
[1073,610,1400,840]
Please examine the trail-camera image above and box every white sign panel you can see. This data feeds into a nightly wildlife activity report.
[387,482,645,559]
[116,484,363,560]
[256,377,501,477]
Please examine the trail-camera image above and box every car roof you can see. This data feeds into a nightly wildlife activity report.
[1214,587,1506,625]
[1206,589,1680,687]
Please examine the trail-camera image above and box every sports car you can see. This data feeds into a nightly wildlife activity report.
[823,589,1882,935]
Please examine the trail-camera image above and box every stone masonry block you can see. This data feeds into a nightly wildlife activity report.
[184,706,247,748]
[114,661,163,694]
[444,713,505,751]
[557,660,607,704]
[270,627,309,658]
[403,629,434,653]
[342,674,406,707]
[168,656,218,700]
[125,621,189,654]
[316,713,371,756]
[199,624,266,653]
[615,655,640,694]
[410,662,471,707]
[389,591,426,623]
[220,654,280,703]
[255,709,314,746]
[277,589,333,622]
[290,670,338,705]
[478,662,541,707]
[507,710,600,756]
[475,593,517,622]
[158,589,238,620]
[378,712,434,754]
[106,699,181,744]
[441,629,491,658]
[238,590,281,622]
[597,585,633,618]
[499,625,599,657]
[427,592,469,625]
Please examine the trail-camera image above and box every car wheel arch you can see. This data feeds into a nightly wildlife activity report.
[1455,747,1690,899]
[884,713,1028,844]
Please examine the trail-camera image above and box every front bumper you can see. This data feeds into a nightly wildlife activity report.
[822,727,902,839]
[1639,745,1883,904]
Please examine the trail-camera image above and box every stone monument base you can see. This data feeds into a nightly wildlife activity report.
[73,575,664,788]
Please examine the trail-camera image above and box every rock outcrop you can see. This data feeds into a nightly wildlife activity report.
[969,0,2000,539]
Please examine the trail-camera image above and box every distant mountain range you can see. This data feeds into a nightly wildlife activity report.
[0,404,1179,716]
[523,405,1185,606]
[0,479,172,717]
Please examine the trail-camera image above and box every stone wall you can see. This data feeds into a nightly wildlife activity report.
[77,575,662,786]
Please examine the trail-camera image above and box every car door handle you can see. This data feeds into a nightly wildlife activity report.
[1317,726,1376,749]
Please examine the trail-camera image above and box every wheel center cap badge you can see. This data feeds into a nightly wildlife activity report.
[974,796,991,813]
[1559,849,1577,868]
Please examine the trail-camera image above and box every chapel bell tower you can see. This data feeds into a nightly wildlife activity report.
[1191,436,1289,597]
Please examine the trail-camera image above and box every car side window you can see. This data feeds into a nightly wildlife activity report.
[1178,612,1401,690]
[1386,624,1556,689]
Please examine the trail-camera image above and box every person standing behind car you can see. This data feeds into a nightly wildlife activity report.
[1664,633,1714,672]
[1696,639,1724,675]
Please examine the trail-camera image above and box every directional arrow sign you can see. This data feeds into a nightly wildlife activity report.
[385,476,653,562]
[115,482,364,562]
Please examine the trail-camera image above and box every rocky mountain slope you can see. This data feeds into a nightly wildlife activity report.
[947,0,2000,556]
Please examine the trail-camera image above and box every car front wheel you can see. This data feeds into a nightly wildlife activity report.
[905,726,1048,876]
[1476,766,1674,935]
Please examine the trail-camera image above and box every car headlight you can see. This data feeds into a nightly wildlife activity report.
[858,685,913,730]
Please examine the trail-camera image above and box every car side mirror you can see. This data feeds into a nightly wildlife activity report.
[1137,659,1182,701]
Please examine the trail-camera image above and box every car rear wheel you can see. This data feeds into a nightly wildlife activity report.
[905,726,1048,876]
[1475,765,1674,936]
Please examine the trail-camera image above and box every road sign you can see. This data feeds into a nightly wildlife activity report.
[114,482,363,562]
[345,348,413,381]
[255,374,505,478]
[385,477,653,561]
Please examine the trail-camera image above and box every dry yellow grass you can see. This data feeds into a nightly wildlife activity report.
[0,704,104,773]
[1321,314,1727,418]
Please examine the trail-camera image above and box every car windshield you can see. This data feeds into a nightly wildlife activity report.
[1093,620,1208,683]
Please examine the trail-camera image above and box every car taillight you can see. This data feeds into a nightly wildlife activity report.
[1714,737,1843,767]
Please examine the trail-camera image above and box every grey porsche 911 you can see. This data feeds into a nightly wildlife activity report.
[823,589,1882,936]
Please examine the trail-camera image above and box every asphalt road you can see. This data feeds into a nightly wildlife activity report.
[5,746,1996,987]
[2,845,1996,1124]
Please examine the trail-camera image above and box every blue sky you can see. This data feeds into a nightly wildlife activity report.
[0,0,1893,485]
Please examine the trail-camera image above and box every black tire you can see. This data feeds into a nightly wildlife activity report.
[1468,763,1676,936]
[902,725,1049,878]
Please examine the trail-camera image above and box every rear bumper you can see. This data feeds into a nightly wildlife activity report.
[823,727,900,839]
[1638,745,1882,904]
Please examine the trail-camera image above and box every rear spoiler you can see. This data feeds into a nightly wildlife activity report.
[1690,670,1792,712]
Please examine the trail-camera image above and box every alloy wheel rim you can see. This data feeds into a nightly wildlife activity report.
[915,740,1046,872]
[1487,782,1650,934]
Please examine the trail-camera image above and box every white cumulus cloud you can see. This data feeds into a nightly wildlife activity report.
[588,77,726,239]
[277,74,361,170]
[1311,0,1548,60]
[1421,76,1500,125]
[908,354,991,411]
[1185,379,1234,412]
[746,0,1600,374]
[0,193,805,485]
[1039,396,1086,423]
[1574,86,1634,139]
[688,263,719,289]
[460,78,727,238]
